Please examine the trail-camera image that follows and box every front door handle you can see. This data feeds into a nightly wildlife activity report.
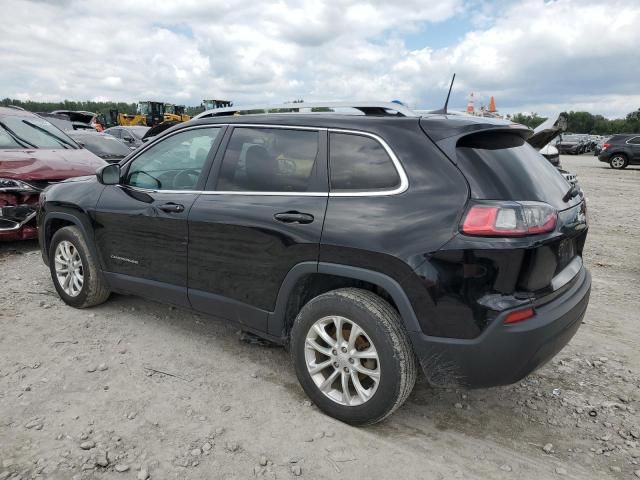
[274,211,314,224]
[159,202,185,213]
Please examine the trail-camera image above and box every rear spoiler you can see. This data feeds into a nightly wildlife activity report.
[420,114,531,143]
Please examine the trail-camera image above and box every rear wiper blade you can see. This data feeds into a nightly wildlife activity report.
[562,184,580,202]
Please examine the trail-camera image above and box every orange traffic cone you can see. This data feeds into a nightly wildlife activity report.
[466,93,475,114]
[488,96,497,113]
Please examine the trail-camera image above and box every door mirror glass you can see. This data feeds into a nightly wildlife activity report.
[97,163,121,185]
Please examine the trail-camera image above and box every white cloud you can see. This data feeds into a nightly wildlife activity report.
[0,0,638,118]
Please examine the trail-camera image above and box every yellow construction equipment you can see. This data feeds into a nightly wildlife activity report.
[202,99,233,111]
[164,104,191,122]
[109,101,166,127]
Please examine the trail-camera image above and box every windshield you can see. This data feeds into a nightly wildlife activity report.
[127,126,150,139]
[73,134,131,157]
[0,115,77,149]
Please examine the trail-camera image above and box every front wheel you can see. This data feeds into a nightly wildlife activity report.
[49,226,111,308]
[290,288,417,425]
[609,154,628,169]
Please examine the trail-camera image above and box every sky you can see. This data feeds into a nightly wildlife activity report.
[0,0,638,119]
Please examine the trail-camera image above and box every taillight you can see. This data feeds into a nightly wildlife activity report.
[602,143,610,151]
[461,201,557,237]
[504,307,535,324]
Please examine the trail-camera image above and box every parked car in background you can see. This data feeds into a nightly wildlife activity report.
[539,144,560,167]
[51,110,101,131]
[555,134,587,154]
[593,136,610,156]
[104,126,149,148]
[598,134,640,169]
[38,102,590,425]
[67,130,133,163]
[526,113,578,187]
[0,107,105,240]
[527,113,567,168]
[36,112,82,132]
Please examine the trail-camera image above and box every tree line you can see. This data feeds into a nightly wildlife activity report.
[509,109,640,135]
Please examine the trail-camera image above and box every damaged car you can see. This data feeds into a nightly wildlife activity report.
[39,102,590,425]
[526,113,578,187]
[0,107,105,241]
[67,130,133,163]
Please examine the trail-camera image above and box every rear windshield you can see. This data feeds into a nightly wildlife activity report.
[0,115,78,149]
[73,134,132,158]
[456,132,578,211]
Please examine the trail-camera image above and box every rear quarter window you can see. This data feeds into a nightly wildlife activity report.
[329,132,400,191]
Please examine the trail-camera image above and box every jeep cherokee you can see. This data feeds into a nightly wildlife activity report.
[38,102,591,425]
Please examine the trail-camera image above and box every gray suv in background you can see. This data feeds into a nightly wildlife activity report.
[598,134,640,169]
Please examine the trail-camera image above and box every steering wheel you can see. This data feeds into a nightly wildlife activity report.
[173,168,200,190]
[129,170,161,189]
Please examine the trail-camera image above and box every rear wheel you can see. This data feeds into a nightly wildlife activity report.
[609,154,628,169]
[290,288,417,425]
[49,226,110,308]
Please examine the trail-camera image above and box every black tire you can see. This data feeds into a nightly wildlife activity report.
[290,288,417,425]
[49,226,110,308]
[609,154,628,169]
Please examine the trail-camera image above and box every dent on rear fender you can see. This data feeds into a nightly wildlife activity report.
[412,249,527,339]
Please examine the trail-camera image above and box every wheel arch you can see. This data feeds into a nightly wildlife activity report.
[42,213,96,265]
[268,262,421,339]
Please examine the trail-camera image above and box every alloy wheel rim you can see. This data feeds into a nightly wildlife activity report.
[611,157,624,168]
[54,240,84,297]
[304,315,380,406]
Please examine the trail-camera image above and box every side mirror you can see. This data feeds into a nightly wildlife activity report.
[96,163,121,185]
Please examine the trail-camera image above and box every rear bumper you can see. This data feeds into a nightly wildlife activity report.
[598,152,612,162]
[409,267,591,388]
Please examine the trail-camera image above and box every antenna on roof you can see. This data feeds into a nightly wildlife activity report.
[430,73,456,114]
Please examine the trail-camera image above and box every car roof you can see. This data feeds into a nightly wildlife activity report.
[0,106,39,118]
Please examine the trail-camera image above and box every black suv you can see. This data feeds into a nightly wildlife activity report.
[38,102,591,425]
[598,134,640,169]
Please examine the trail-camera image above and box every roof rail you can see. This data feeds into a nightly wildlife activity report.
[193,101,418,120]
[6,105,26,111]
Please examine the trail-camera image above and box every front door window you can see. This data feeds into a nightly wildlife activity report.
[125,127,221,190]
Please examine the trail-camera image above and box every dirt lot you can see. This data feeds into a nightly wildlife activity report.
[1,155,639,480]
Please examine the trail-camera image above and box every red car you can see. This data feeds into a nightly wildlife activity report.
[0,107,105,241]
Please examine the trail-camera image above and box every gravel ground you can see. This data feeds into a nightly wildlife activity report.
[1,155,639,480]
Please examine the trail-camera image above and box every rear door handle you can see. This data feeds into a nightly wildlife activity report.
[274,211,314,224]
[159,202,185,213]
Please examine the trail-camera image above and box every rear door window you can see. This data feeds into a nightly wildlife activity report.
[215,127,322,192]
[329,132,400,191]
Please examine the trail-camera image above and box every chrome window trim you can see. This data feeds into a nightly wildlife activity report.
[118,124,408,197]
[625,136,640,145]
